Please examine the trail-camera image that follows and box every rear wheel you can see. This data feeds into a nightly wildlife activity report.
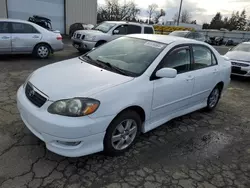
[206,86,221,111]
[104,110,141,156]
[34,44,50,59]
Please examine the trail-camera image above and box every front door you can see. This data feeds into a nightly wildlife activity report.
[11,22,42,53]
[189,45,220,105]
[0,22,11,54]
[151,46,194,121]
[111,24,128,41]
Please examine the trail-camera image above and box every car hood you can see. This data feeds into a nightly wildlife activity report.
[29,58,134,100]
[77,30,104,35]
[225,51,250,63]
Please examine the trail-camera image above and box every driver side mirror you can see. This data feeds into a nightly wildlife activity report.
[113,30,120,34]
[156,68,177,78]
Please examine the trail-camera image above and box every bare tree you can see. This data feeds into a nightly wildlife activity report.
[97,0,140,23]
[147,4,158,24]
[173,9,192,23]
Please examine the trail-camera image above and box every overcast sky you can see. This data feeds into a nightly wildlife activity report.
[98,0,250,24]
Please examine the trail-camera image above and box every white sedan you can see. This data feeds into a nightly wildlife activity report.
[225,42,250,77]
[17,34,231,157]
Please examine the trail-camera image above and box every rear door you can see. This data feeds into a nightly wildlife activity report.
[189,45,219,105]
[11,22,42,53]
[0,22,11,54]
[127,25,142,34]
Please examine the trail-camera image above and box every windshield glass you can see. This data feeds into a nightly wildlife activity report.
[232,43,250,52]
[92,22,116,33]
[81,37,167,76]
[169,31,189,37]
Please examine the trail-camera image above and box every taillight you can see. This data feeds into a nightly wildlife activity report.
[56,36,63,40]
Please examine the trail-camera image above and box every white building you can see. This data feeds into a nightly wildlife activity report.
[0,0,97,34]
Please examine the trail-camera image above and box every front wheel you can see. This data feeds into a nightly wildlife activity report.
[206,86,221,111]
[104,110,141,156]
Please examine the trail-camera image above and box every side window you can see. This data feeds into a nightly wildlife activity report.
[113,25,128,35]
[193,46,216,70]
[127,25,141,34]
[0,22,10,33]
[161,47,191,74]
[12,23,39,34]
[144,27,154,34]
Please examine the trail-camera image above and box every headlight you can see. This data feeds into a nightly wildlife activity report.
[48,98,100,117]
[85,35,96,41]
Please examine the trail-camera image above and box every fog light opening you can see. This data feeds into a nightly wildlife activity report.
[56,141,81,146]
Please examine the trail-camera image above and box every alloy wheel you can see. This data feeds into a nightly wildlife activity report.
[111,119,138,150]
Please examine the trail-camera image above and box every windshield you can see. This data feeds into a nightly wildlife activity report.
[92,22,116,33]
[169,31,189,37]
[232,43,250,52]
[81,37,167,76]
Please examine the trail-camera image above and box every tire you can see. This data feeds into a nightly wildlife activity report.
[104,110,141,156]
[205,86,221,111]
[34,44,50,59]
[77,49,87,53]
[95,41,106,48]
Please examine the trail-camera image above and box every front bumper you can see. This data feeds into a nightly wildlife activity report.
[71,38,96,50]
[17,86,114,157]
[231,62,250,77]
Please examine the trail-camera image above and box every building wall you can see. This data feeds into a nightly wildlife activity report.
[0,0,7,18]
[65,0,97,34]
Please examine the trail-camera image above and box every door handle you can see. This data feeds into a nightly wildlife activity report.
[1,36,10,39]
[213,69,218,74]
[186,75,194,81]
[32,35,39,38]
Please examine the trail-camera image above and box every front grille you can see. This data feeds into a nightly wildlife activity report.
[231,62,249,67]
[231,67,247,75]
[76,34,81,39]
[25,82,47,108]
[81,35,85,40]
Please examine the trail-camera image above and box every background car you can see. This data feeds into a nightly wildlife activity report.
[0,19,63,58]
[17,35,231,157]
[225,42,250,77]
[169,31,206,42]
[69,23,94,37]
[71,21,155,52]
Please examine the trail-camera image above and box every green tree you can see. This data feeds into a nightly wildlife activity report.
[209,12,224,29]
[237,10,247,30]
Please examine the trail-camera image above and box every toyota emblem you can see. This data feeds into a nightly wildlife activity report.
[28,89,35,97]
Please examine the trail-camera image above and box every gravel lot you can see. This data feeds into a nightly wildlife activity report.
[0,44,250,188]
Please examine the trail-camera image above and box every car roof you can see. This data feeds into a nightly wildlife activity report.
[104,21,153,27]
[242,42,250,44]
[128,34,198,44]
[0,18,31,24]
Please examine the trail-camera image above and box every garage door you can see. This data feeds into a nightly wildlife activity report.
[7,0,65,33]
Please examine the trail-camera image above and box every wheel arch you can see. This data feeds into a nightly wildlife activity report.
[107,105,146,131]
[95,40,107,47]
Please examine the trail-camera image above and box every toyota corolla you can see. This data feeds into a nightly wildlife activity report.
[17,34,231,157]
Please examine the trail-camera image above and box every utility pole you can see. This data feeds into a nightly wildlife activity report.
[177,0,183,26]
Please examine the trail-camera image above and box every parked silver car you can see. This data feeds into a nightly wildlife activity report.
[169,31,206,42]
[0,19,64,58]
[225,42,250,77]
[71,21,155,52]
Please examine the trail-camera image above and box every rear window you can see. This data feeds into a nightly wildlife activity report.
[144,27,154,34]
[169,31,189,37]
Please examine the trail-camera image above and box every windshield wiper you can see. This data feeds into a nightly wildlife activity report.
[96,59,135,77]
